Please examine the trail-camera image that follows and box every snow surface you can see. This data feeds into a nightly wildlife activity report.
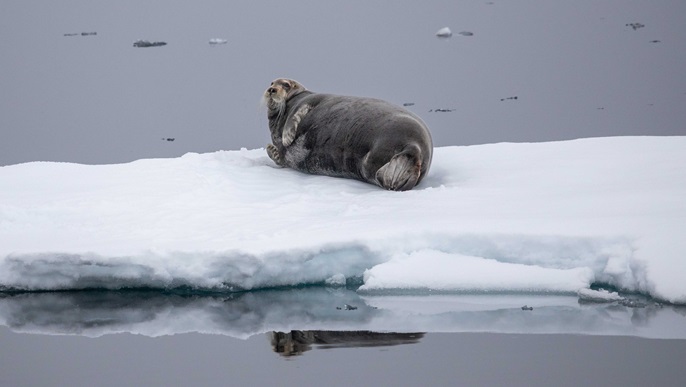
[1,137,685,304]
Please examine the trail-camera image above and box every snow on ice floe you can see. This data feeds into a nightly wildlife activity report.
[1,137,686,304]
[360,250,595,293]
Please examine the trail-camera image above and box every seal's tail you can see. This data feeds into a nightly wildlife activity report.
[375,145,423,191]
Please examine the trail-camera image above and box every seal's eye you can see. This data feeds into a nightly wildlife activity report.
[282,83,291,90]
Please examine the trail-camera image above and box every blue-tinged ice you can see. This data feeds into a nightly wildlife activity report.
[1,137,685,305]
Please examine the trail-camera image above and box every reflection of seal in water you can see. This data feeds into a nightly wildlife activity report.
[270,330,425,357]
[263,78,433,191]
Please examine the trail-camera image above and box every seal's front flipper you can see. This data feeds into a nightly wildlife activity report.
[267,143,286,167]
[282,104,311,147]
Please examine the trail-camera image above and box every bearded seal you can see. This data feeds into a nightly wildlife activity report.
[263,78,433,191]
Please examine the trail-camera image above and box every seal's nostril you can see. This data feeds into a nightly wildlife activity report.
[268,87,277,94]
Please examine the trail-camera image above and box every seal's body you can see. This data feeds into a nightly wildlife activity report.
[264,78,432,191]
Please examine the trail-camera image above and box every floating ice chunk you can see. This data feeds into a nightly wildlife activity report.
[209,38,228,45]
[458,31,474,37]
[626,22,645,31]
[133,40,167,48]
[436,27,452,38]
[578,288,624,303]
[64,32,97,37]
[1,137,686,304]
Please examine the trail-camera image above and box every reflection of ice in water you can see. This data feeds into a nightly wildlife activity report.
[1,289,684,341]
[578,288,624,303]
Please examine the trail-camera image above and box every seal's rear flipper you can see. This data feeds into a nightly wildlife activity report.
[375,146,422,191]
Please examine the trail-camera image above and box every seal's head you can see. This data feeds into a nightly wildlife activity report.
[263,78,306,113]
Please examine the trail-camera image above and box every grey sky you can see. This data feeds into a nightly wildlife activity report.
[2,0,685,165]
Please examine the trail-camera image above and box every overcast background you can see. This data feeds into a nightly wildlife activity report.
[2,0,685,166]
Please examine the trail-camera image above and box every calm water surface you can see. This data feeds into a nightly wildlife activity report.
[3,326,686,387]
[2,289,686,386]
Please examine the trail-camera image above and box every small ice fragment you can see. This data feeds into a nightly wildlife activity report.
[209,38,228,45]
[458,31,474,36]
[436,27,453,38]
[133,40,167,48]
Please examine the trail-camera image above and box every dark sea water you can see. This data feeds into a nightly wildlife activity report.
[3,325,686,387]
[2,1,685,165]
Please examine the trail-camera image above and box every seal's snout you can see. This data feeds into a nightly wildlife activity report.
[264,78,307,114]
